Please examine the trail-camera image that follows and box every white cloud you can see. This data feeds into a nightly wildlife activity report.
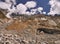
[25,1,37,8]
[16,3,27,14]
[37,7,43,11]
[48,0,60,16]
[5,0,16,5]
[0,0,47,18]
[30,9,37,15]
[5,0,11,3]
[0,2,11,9]
[37,7,43,14]
[25,11,30,15]
[43,12,46,14]
[0,0,16,11]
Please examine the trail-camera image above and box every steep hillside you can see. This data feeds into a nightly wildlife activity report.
[0,11,60,44]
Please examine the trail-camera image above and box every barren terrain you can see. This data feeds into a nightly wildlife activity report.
[0,10,60,44]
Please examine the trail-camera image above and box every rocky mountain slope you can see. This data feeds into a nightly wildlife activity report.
[0,10,60,44]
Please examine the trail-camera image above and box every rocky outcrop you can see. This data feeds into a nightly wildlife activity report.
[0,14,60,44]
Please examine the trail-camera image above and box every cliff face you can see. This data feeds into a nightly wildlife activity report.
[5,15,60,34]
[0,9,8,19]
[0,11,60,44]
[0,10,60,33]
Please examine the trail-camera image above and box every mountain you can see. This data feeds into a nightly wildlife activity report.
[5,14,60,34]
[0,10,60,44]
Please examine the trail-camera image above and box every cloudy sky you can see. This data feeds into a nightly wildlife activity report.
[16,0,50,13]
[0,0,60,18]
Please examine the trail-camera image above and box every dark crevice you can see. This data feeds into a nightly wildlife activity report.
[37,28,60,34]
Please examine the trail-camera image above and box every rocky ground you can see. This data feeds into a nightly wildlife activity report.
[0,13,60,44]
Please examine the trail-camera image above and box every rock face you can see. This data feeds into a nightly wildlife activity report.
[0,9,7,19]
[0,13,60,44]
[5,15,60,34]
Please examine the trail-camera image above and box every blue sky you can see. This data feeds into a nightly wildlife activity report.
[0,0,60,15]
[0,0,51,14]
[0,0,51,13]
[16,0,50,13]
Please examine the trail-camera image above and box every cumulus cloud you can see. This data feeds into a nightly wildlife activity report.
[48,0,60,16]
[16,3,27,14]
[5,0,16,5]
[25,11,30,15]
[37,7,43,14]
[25,1,37,8]
[0,2,11,9]
[5,0,11,3]
[30,9,37,15]
[0,0,46,18]
[0,0,16,9]
[25,9,37,15]
[43,12,46,14]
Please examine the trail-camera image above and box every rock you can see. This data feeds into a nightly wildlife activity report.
[41,42,46,44]
[0,11,60,44]
[48,20,57,26]
[41,17,47,21]
[37,28,60,34]
[0,9,7,19]
[55,40,60,44]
